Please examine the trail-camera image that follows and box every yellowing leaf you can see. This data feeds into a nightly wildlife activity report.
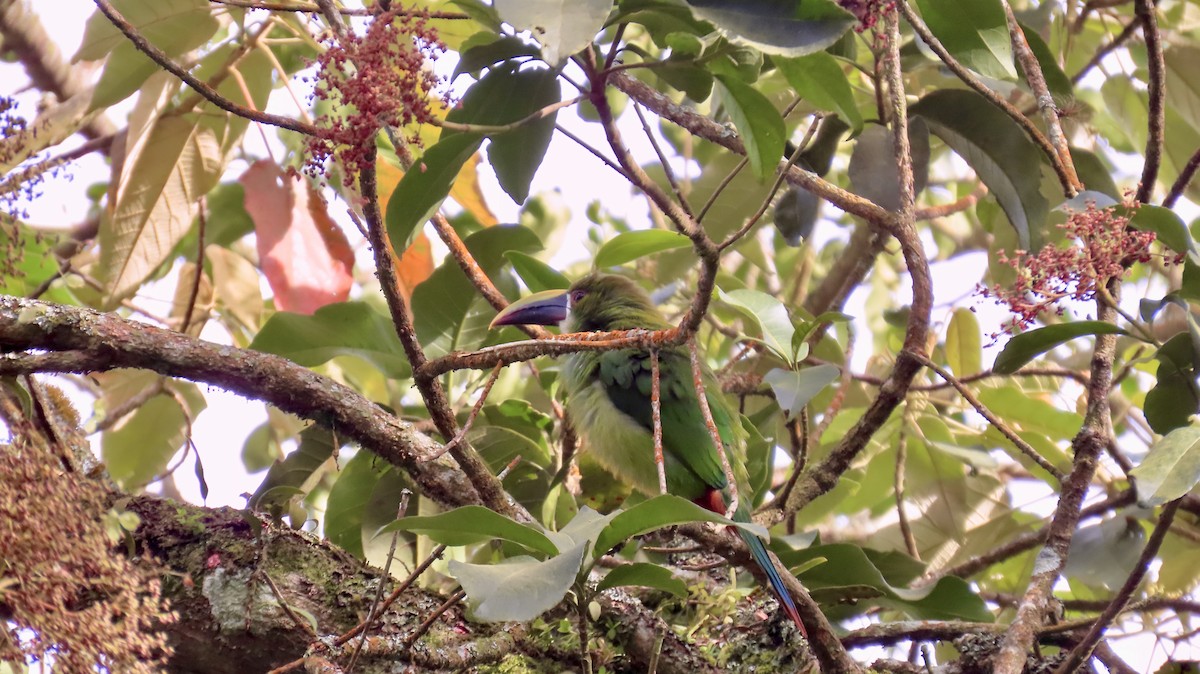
[99,114,223,306]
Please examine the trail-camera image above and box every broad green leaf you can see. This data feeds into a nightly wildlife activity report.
[493,0,611,64]
[248,427,341,511]
[412,225,543,357]
[776,543,993,621]
[911,89,1048,250]
[378,505,560,555]
[450,544,587,621]
[78,0,220,109]
[993,321,1130,374]
[249,302,411,378]
[913,0,1016,80]
[685,0,855,57]
[718,287,795,363]
[445,66,560,204]
[76,0,216,60]
[1145,333,1200,435]
[99,115,224,305]
[848,120,930,212]
[594,495,767,558]
[978,387,1082,440]
[325,451,385,558]
[714,73,786,180]
[1063,516,1146,589]
[596,563,688,597]
[946,307,982,377]
[1070,147,1120,200]
[505,251,571,292]
[555,506,620,551]
[384,133,483,252]
[361,467,415,567]
[774,52,863,133]
[102,383,207,490]
[763,365,840,417]
[453,35,541,78]
[1132,422,1200,506]
[594,230,691,267]
[1129,205,1194,256]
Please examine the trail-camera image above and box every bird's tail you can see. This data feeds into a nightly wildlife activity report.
[735,505,808,638]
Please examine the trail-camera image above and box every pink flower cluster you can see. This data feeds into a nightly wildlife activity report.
[304,9,447,184]
[979,203,1160,335]
[838,0,898,32]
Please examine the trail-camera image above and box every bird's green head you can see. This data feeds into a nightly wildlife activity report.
[490,272,669,332]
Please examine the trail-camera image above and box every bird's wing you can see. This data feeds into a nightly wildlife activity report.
[596,347,742,492]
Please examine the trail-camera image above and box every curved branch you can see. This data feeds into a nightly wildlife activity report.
[1135,0,1165,203]
[0,296,478,509]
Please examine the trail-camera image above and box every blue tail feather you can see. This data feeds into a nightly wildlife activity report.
[736,512,808,638]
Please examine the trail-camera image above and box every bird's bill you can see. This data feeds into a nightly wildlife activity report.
[489,289,570,328]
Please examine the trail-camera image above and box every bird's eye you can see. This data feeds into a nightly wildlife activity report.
[569,289,587,305]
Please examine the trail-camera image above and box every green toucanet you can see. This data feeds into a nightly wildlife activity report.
[490,272,805,635]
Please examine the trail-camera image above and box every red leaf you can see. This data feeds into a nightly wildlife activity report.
[240,160,354,314]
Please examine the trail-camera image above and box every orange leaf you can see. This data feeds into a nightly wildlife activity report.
[240,160,354,314]
[396,232,435,301]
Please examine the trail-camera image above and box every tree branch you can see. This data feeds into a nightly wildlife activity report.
[0,296,478,509]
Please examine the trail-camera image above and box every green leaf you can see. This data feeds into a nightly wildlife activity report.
[378,505,560,555]
[1129,205,1194,257]
[847,120,930,212]
[250,302,411,379]
[445,66,560,204]
[450,544,588,621]
[1070,147,1120,200]
[717,287,795,363]
[596,563,688,597]
[80,0,220,109]
[1064,516,1146,589]
[325,451,385,558]
[102,383,207,490]
[594,495,767,558]
[993,321,1130,374]
[685,0,855,57]
[911,89,1049,250]
[594,230,692,268]
[453,35,541,78]
[384,133,483,252]
[763,365,840,417]
[714,74,786,180]
[913,0,1016,80]
[776,543,993,621]
[1145,333,1200,435]
[493,0,611,64]
[505,251,571,292]
[1132,422,1200,507]
[248,427,341,511]
[774,52,863,133]
[412,225,543,357]
[946,307,982,377]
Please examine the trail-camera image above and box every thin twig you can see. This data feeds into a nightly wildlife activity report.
[1135,0,1164,204]
[423,363,503,461]
[916,354,1064,482]
[650,348,668,495]
[1001,0,1080,196]
[346,489,412,673]
[688,339,738,516]
[93,0,321,136]
[895,419,919,559]
[402,589,466,649]
[1054,498,1183,674]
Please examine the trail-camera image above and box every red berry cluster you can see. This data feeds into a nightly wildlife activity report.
[304,8,447,184]
[978,202,1160,335]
